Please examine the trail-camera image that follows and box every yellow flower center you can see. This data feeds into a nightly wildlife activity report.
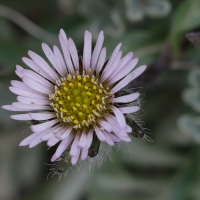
[49,73,110,129]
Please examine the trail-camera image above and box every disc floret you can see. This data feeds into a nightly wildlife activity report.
[49,71,110,129]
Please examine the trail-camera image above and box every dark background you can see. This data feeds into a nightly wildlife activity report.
[1,0,200,199]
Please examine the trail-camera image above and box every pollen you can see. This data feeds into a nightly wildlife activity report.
[50,73,110,129]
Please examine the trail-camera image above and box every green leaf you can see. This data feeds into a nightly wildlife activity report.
[171,0,200,34]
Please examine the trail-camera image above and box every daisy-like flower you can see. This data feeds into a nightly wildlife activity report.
[2,29,146,166]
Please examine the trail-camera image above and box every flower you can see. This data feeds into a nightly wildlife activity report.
[2,29,146,166]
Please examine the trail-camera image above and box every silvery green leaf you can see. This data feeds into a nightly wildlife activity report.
[182,88,200,112]
[178,115,200,143]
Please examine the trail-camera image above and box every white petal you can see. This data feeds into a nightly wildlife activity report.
[12,102,51,111]
[9,87,46,100]
[70,134,80,157]
[22,57,55,82]
[68,38,79,71]
[111,106,126,128]
[19,132,41,146]
[94,126,106,142]
[71,148,80,165]
[78,131,87,149]
[17,96,50,105]
[31,119,59,132]
[91,31,104,70]
[53,45,68,77]
[10,113,32,120]
[29,113,56,120]
[51,135,74,162]
[59,29,75,74]
[118,106,140,113]
[110,93,140,103]
[98,120,112,132]
[83,30,92,72]
[96,47,106,77]
[22,77,52,94]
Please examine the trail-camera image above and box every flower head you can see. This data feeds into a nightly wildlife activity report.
[2,29,146,166]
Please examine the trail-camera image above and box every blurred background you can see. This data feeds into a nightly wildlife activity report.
[1,0,200,199]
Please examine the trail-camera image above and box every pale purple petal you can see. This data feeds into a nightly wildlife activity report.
[94,126,106,142]
[109,52,133,80]
[42,43,64,77]
[11,80,42,94]
[101,51,122,82]
[98,120,112,132]
[103,43,121,73]
[51,135,74,162]
[125,125,132,133]
[110,93,140,103]
[107,132,121,142]
[132,65,147,80]
[68,38,79,71]
[22,57,55,83]
[28,50,60,81]
[59,29,75,74]
[16,65,23,71]
[78,131,87,149]
[9,87,46,100]
[29,113,56,120]
[55,127,73,140]
[91,31,104,71]
[109,58,138,84]
[19,132,41,146]
[111,106,126,128]
[47,137,59,147]
[12,102,51,111]
[81,149,88,161]
[71,148,80,165]
[118,106,140,114]
[102,131,114,146]
[83,130,93,151]
[29,128,52,148]
[41,125,62,141]
[2,105,29,111]
[70,134,80,157]
[15,70,23,78]
[53,45,68,77]
[17,96,50,105]
[111,70,134,94]
[22,69,54,89]
[96,47,106,77]
[31,119,59,132]
[83,30,92,72]
[10,113,32,120]
[22,77,52,94]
